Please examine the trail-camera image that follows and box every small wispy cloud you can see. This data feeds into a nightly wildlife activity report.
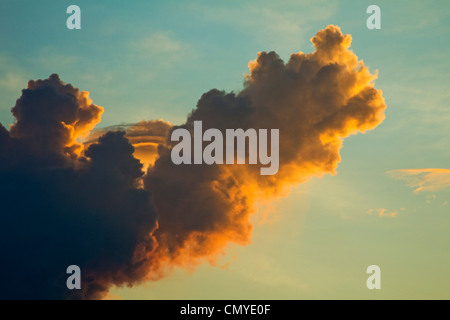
[0,72,26,92]
[194,0,337,55]
[387,168,450,193]
[367,208,401,218]
[133,32,191,61]
[0,55,28,92]
[103,292,122,300]
[426,194,436,204]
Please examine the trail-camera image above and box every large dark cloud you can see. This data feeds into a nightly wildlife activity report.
[0,76,157,299]
[0,26,386,299]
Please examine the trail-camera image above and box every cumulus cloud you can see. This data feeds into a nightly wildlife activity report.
[144,25,386,269]
[0,26,386,299]
[388,168,450,192]
[6,74,103,162]
[0,76,157,299]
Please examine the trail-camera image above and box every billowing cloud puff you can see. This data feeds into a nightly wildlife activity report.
[145,25,386,269]
[0,76,157,299]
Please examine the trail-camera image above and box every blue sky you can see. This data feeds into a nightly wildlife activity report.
[0,0,449,299]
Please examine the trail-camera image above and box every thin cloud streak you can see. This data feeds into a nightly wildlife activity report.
[388,168,450,193]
